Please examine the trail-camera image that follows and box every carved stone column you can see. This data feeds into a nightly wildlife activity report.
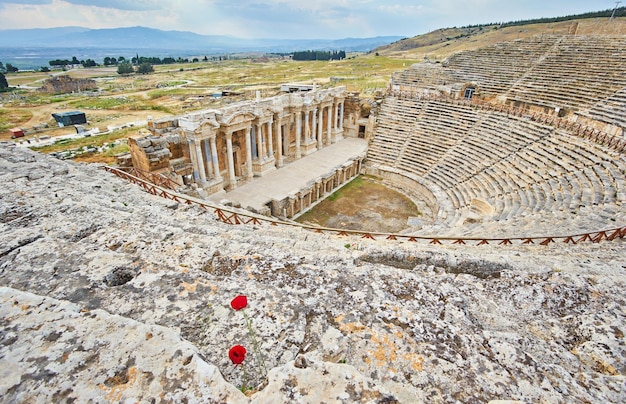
[333,101,339,139]
[202,139,212,177]
[326,105,332,145]
[317,107,323,149]
[209,135,221,181]
[312,108,317,145]
[195,139,207,183]
[187,138,200,182]
[295,111,302,159]
[244,126,253,179]
[304,109,311,142]
[226,132,236,188]
[256,122,265,159]
[339,101,344,130]
[267,118,274,158]
[275,116,284,168]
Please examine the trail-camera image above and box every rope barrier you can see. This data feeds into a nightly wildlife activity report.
[102,166,625,247]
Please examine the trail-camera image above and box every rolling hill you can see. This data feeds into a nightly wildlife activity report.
[0,26,402,53]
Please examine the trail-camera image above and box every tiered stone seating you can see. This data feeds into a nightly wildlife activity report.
[393,35,626,120]
[374,33,626,237]
[439,36,561,96]
[505,36,626,112]
[396,100,478,176]
[366,96,420,166]
[369,98,625,236]
[585,87,626,128]
[392,63,457,89]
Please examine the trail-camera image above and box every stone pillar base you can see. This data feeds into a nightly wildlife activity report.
[253,157,277,177]
[332,130,344,144]
[301,140,318,156]
[225,177,240,191]
[202,178,225,195]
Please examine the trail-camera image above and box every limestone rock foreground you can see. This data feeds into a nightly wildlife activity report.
[0,145,625,403]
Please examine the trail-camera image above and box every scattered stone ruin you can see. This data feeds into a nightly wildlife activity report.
[40,75,97,94]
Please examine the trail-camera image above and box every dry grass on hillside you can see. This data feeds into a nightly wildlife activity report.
[1,54,418,155]
[377,17,626,60]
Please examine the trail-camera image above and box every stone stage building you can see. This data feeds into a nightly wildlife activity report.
[128,86,368,216]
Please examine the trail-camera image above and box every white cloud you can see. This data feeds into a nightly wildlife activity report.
[0,0,611,38]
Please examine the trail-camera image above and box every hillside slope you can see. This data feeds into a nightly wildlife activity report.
[376,17,626,60]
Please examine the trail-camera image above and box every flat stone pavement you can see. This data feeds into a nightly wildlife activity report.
[209,137,368,211]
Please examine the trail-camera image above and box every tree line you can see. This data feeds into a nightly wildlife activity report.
[292,50,346,61]
[455,6,626,30]
[0,61,19,73]
[48,54,210,69]
[500,6,625,28]
[1,61,17,90]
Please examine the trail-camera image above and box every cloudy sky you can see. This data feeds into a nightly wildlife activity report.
[0,0,613,38]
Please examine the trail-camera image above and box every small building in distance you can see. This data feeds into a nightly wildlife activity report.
[52,111,87,127]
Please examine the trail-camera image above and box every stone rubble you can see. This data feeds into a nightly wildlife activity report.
[0,145,624,403]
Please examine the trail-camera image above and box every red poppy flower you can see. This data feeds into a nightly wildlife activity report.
[230,295,248,311]
[228,345,246,365]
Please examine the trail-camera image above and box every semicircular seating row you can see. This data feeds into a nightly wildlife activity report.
[392,35,626,130]
[367,96,626,237]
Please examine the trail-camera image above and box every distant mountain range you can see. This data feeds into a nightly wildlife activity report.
[0,26,403,53]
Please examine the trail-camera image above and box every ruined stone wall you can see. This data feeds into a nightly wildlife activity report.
[40,75,97,94]
[128,134,181,172]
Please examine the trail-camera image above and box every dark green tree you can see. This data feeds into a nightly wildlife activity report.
[40,66,50,72]
[82,59,97,67]
[0,72,8,89]
[5,63,18,73]
[49,59,72,67]
[103,57,116,66]
[136,62,154,74]
[117,62,134,75]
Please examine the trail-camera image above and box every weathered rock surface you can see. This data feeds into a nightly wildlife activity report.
[1,145,625,403]
[0,287,246,403]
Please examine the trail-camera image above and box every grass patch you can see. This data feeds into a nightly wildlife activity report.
[158,80,188,87]
[69,97,132,109]
[0,108,33,132]
[102,142,130,156]
[296,175,420,233]
[147,88,193,99]
[31,127,139,153]
[327,176,363,201]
